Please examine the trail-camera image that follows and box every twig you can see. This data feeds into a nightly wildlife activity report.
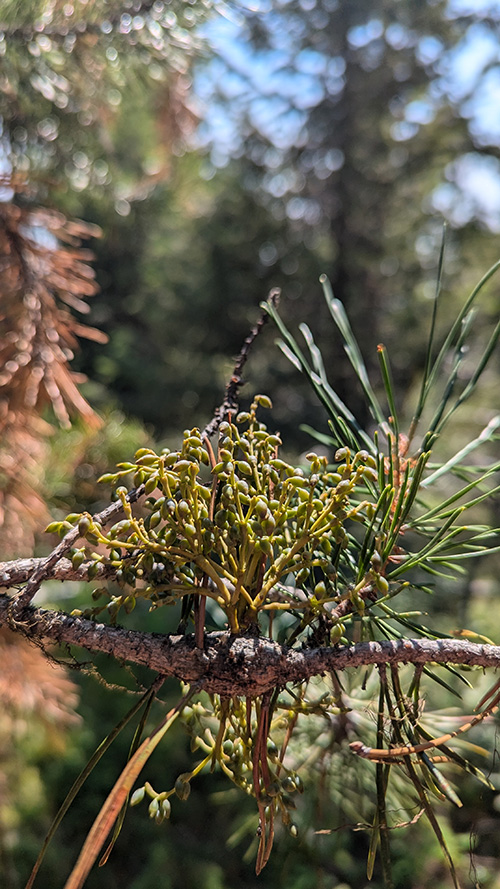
[202,288,280,439]
[0,557,116,587]
[350,686,500,761]
[9,485,146,613]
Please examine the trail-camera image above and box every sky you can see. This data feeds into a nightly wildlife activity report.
[192,0,500,231]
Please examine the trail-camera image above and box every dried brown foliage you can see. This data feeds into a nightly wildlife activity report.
[0,625,81,872]
[0,184,104,862]
[0,183,106,555]
[0,626,80,730]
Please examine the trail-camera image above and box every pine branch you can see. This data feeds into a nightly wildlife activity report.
[0,194,104,556]
[0,558,116,587]
[2,596,500,697]
[9,484,146,611]
[0,1,181,38]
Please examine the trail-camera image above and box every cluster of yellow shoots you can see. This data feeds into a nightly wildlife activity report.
[46,398,386,854]
[49,397,382,636]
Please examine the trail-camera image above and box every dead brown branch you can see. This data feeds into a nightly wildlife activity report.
[0,193,104,556]
[202,288,280,439]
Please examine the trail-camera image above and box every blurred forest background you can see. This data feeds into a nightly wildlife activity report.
[1,1,500,887]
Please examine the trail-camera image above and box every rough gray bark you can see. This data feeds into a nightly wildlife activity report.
[2,594,500,696]
[0,557,115,586]
[10,489,145,610]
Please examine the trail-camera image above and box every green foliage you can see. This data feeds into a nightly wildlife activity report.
[0,0,211,196]
[60,396,377,635]
[73,161,325,439]
[36,257,500,887]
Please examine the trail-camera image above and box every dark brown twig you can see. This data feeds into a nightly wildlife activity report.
[202,288,280,439]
